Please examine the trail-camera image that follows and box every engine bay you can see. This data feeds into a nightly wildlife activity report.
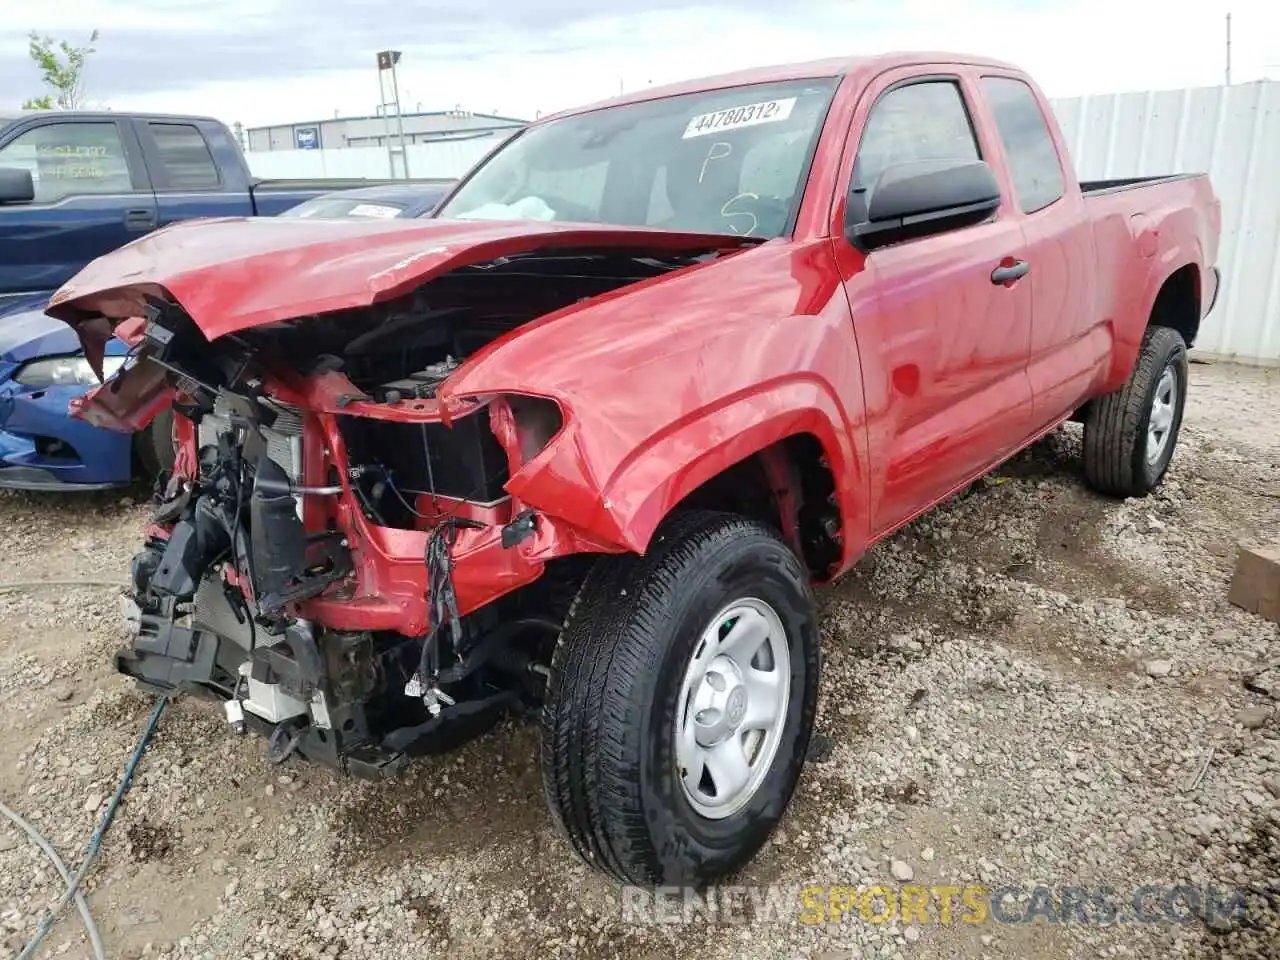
[235,249,693,393]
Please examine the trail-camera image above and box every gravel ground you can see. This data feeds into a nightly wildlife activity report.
[0,359,1277,960]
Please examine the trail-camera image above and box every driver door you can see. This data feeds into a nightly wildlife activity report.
[836,73,1036,536]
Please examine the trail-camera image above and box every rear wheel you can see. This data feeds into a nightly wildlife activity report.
[1083,325,1188,497]
[541,510,820,886]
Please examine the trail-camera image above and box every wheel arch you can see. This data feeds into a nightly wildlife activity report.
[665,432,846,579]
[594,381,861,577]
[1148,262,1201,345]
[1106,259,1202,392]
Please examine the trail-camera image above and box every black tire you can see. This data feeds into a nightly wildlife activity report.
[541,510,820,886]
[1083,325,1188,497]
[135,407,177,481]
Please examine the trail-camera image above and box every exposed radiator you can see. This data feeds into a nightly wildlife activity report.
[198,398,305,482]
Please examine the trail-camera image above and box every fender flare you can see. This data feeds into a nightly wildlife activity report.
[1106,250,1202,391]
[554,376,862,557]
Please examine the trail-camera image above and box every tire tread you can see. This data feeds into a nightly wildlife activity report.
[1083,325,1186,497]
[541,510,813,885]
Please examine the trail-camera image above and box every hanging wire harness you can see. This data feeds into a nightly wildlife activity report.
[406,515,484,715]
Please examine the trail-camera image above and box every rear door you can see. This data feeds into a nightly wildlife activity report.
[977,74,1102,426]
[133,119,252,225]
[833,69,1037,535]
[0,117,156,299]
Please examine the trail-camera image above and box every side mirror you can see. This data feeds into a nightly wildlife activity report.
[0,167,35,204]
[848,159,1001,250]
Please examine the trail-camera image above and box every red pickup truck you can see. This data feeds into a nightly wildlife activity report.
[49,52,1220,886]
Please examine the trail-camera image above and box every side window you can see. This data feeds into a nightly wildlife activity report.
[149,123,220,190]
[981,77,1065,213]
[852,81,980,196]
[0,122,132,203]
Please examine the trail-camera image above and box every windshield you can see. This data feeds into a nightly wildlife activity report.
[281,197,408,219]
[436,79,838,239]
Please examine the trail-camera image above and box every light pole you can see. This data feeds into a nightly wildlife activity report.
[377,50,410,178]
[1225,12,1232,86]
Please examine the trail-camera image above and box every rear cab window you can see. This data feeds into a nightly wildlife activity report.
[0,121,133,202]
[148,122,221,190]
[436,79,839,239]
[980,77,1065,213]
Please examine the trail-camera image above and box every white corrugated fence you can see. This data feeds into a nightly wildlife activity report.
[1051,81,1280,364]
[248,81,1280,362]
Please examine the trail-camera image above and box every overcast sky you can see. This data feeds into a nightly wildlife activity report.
[2,0,1276,128]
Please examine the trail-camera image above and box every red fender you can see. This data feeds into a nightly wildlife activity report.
[505,378,866,566]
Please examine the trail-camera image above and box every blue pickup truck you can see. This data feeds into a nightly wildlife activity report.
[0,110,382,305]
[0,110,400,490]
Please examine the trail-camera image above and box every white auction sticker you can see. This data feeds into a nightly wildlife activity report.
[682,97,797,139]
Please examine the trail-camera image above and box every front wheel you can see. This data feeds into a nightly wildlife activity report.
[541,511,820,886]
[1083,325,1188,497]
[134,407,177,482]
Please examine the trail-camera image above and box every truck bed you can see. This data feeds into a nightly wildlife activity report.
[1079,173,1203,197]
[1082,171,1221,351]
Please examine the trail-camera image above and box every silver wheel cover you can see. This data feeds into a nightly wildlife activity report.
[674,598,791,820]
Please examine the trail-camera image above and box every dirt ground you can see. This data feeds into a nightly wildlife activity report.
[0,359,1278,960]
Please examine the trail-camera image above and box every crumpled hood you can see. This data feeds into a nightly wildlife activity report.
[44,216,756,347]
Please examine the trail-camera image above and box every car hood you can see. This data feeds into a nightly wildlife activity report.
[0,292,55,321]
[45,216,757,363]
[0,304,82,364]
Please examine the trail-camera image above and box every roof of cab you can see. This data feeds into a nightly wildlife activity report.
[1,110,224,125]
[538,50,1024,123]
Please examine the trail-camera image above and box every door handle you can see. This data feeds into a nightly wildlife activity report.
[991,259,1030,285]
[123,207,156,231]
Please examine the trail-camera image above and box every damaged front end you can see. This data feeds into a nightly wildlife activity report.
[113,333,544,776]
[61,232,738,778]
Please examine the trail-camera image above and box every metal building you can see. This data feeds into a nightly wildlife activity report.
[246,109,527,153]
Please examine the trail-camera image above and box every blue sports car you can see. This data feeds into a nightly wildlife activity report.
[0,180,456,491]
[275,181,455,221]
[0,294,168,490]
